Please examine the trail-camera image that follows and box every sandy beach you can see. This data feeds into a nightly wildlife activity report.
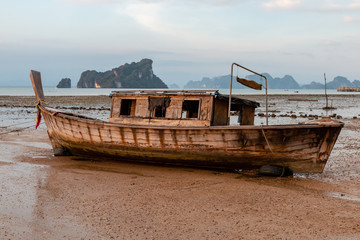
[1,94,360,239]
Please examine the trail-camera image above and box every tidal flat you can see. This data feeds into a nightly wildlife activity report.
[0,94,360,239]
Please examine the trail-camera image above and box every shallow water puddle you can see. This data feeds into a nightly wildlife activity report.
[31,156,49,159]
[0,137,50,223]
[326,191,360,202]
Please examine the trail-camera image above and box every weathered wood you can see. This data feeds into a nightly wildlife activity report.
[31,70,344,174]
[236,77,262,90]
[30,70,45,102]
[111,90,219,96]
[40,107,343,173]
[240,105,255,125]
[109,117,211,127]
[213,99,228,125]
[111,94,214,125]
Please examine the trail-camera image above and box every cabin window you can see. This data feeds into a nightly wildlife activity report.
[182,100,199,119]
[120,99,136,116]
[148,97,171,118]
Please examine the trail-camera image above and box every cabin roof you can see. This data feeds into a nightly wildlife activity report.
[110,89,259,108]
[111,89,219,97]
[217,95,260,108]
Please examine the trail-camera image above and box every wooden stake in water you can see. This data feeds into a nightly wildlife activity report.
[324,73,328,110]
[322,73,337,111]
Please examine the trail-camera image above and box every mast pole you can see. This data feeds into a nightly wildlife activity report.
[228,63,234,125]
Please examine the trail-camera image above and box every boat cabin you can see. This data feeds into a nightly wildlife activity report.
[109,90,259,127]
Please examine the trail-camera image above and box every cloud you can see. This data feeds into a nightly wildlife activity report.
[66,0,360,12]
[66,0,244,4]
[210,0,246,5]
[344,15,360,22]
[304,0,360,12]
[120,2,174,34]
[64,0,119,3]
[322,0,360,11]
[344,15,353,22]
[261,0,360,12]
[262,0,301,10]
[118,2,201,48]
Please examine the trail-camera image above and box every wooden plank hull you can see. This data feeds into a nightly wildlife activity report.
[40,107,343,173]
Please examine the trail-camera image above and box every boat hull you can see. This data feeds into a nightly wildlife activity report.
[40,107,343,173]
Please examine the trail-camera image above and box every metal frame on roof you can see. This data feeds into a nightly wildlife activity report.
[229,63,268,125]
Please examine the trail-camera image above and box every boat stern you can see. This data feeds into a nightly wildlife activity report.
[303,117,344,173]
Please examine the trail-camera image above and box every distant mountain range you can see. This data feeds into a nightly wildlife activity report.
[184,73,360,90]
[69,59,358,90]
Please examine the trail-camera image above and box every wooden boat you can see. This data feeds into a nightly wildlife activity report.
[30,65,343,174]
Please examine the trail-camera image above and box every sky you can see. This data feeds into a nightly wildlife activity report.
[0,0,359,87]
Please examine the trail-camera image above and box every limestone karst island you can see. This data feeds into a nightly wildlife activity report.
[76,58,167,89]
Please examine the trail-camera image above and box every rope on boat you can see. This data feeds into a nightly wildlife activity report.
[261,126,274,154]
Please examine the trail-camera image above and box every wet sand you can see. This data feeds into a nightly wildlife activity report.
[1,95,360,239]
